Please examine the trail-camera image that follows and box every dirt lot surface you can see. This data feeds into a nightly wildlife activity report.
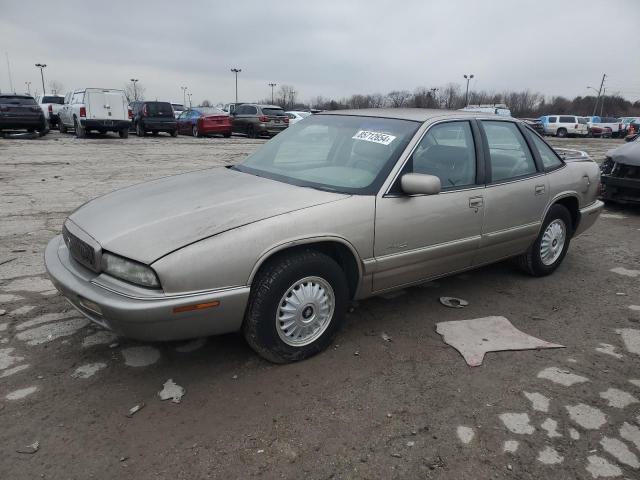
[1,131,639,479]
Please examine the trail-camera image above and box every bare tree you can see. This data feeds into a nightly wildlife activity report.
[386,90,411,108]
[48,80,64,95]
[200,99,212,107]
[124,82,146,103]
[276,85,297,109]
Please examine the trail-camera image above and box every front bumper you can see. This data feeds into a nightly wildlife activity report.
[574,200,604,236]
[600,175,640,204]
[80,119,131,131]
[45,235,249,341]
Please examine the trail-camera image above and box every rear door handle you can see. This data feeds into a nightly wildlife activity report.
[535,185,545,195]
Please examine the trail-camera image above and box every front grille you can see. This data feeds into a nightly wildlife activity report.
[62,224,99,272]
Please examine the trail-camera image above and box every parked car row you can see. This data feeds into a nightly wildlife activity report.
[537,114,640,139]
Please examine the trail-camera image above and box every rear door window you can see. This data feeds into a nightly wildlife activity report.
[559,116,574,123]
[482,121,537,182]
[548,116,557,123]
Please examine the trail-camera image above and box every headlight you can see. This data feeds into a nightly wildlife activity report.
[101,252,160,288]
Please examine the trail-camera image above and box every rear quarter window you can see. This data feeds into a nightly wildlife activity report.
[548,116,557,123]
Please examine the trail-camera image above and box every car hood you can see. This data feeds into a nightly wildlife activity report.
[606,141,640,166]
[69,167,349,264]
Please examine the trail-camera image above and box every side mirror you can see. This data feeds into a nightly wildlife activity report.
[400,173,441,196]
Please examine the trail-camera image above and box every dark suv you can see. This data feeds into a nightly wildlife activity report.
[130,101,178,137]
[0,94,48,136]
[231,104,289,138]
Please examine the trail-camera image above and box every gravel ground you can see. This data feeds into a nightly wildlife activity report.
[1,131,639,479]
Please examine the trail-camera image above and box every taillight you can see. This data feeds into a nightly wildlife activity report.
[258,115,269,122]
[574,124,578,129]
[48,104,53,113]
[128,108,133,119]
[142,104,147,117]
[79,106,86,117]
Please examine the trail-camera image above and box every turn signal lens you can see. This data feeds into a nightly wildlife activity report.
[173,301,220,314]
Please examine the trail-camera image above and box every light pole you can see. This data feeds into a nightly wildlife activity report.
[586,86,599,116]
[25,81,31,95]
[35,63,47,94]
[130,78,139,101]
[268,83,277,104]
[187,93,192,108]
[463,74,474,106]
[290,90,296,109]
[230,68,241,103]
[180,86,188,108]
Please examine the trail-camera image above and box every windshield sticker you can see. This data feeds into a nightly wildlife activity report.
[352,130,396,146]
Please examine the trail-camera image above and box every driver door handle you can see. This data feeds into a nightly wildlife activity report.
[469,196,484,208]
[535,185,545,195]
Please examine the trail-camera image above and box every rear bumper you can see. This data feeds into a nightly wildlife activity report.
[258,124,288,135]
[201,125,232,134]
[0,115,46,129]
[140,118,177,131]
[80,119,131,130]
[600,175,640,204]
[45,235,249,342]
[574,200,604,236]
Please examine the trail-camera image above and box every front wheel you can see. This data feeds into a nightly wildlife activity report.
[243,250,349,363]
[119,129,129,138]
[515,204,572,277]
[59,121,68,133]
[170,129,178,137]
[192,125,200,137]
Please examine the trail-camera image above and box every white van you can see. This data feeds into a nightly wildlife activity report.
[58,88,131,138]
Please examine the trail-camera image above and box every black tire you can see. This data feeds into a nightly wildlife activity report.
[74,118,86,138]
[98,129,107,135]
[515,204,573,277]
[119,129,129,139]
[152,130,159,136]
[136,122,145,137]
[170,129,178,137]
[59,121,68,134]
[556,128,567,138]
[246,124,256,139]
[192,125,200,137]
[223,132,231,138]
[243,249,349,363]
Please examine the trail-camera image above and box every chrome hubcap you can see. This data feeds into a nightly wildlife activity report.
[276,276,335,347]
[540,219,566,266]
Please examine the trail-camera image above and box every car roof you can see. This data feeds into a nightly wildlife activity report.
[318,108,503,122]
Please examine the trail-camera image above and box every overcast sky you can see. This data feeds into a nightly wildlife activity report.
[1,0,638,105]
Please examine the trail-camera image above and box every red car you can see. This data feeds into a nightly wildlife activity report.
[176,107,232,138]
[588,125,613,138]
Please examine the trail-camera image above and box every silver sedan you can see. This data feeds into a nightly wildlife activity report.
[45,109,603,362]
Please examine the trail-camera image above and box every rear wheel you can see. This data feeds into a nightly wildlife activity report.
[243,250,348,363]
[246,124,256,139]
[119,129,129,139]
[74,118,86,138]
[170,129,178,137]
[152,130,159,136]
[515,204,572,277]
[556,128,567,138]
[136,122,145,137]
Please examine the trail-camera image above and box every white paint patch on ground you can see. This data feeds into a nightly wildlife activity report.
[4,277,53,292]
[158,379,185,403]
[5,386,37,400]
[566,404,607,430]
[541,418,562,438]
[82,330,118,348]
[599,388,639,408]
[586,455,622,478]
[630,379,640,388]
[499,413,535,435]
[610,267,640,278]
[9,305,35,316]
[616,328,640,355]
[456,426,475,444]
[16,318,89,346]
[16,311,77,331]
[620,422,640,451]
[600,213,626,219]
[0,364,29,378]
[40,290,58,296]
[600,436,639,468]
[629,305,640,312]
[436,316,564,367]
[537,446,564,465]
[0,293,22,303]
[567,357,578,363]
[503,440,519,453]
[595,343,624,360]
[122,346,161,367]
[71,362,107,379]
[569,428,581,440]
[523,391,550,412]
[175,338,207,353]
[537,367,589,386]
[0,347,24,370]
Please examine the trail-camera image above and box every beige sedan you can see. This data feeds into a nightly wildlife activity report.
[45,109,603,363]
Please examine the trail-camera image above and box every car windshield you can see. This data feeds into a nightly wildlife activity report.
[196,107,225,115]
[1,96,37,105]
[42,96,64,104]
[233,114,420,194]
